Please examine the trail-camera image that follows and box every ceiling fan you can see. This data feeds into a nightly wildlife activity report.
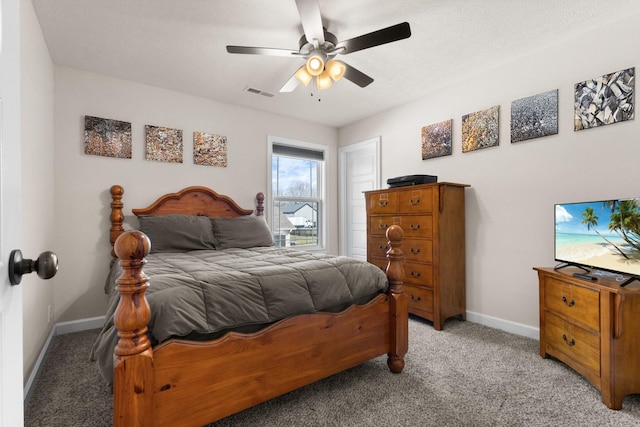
[226,0,411,92]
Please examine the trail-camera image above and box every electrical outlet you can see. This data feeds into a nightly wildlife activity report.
[48,305,52,324]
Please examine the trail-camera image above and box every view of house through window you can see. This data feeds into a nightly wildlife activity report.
[270,141,324,249]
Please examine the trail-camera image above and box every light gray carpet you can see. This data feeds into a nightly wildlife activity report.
[25,317,640,426]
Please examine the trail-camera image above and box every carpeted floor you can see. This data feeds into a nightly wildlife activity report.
[25,317,640,426]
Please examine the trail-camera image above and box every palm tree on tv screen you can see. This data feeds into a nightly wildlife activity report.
[606,200,640,252]
[581,206,629,259]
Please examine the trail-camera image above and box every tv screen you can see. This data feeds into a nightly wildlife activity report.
[555,198,640,278]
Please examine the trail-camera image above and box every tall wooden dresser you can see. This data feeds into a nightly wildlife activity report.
[535,267,640,409]
[364,182,469,330]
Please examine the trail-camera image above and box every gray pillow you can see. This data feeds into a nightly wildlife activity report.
[138,214,216,253]
[210,216,274,249]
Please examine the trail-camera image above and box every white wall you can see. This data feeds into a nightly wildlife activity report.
[339,13,640,331]
[53,67,338,322]
[21,0,56,383]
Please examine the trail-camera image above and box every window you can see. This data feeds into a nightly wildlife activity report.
[268,137,326,250]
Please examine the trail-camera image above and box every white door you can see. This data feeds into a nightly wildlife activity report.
[0,0,24,425]
[338,137,380,259]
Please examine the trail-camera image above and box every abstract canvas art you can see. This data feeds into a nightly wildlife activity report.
[193,131,228,167]
[84,115,132,158]
[421,119,452,160]
[462,105,499,153]
[145,125,183,163]
[511,89,558,143]
[574,67,635,131]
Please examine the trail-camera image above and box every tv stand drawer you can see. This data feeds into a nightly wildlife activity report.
[543,277,600,331]
[544,311,600,380]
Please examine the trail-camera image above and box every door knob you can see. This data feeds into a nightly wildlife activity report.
[8,249,58,285]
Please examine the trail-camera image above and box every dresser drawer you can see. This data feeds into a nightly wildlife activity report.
[398,187,434,213]
[369,216,401,236]
[404,261,433,287]
[369,215,433,238]
[544,311,600,379]
[403,238,433,263]
[405,284,434,316]
[368,236,392,259]
[368,257,433,289]
[544,277,600,332]
[397,215,433,238]
[367,191,398,214]
[370,236,433,263]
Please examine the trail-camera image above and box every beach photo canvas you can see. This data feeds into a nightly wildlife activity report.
[421,119,452,160]
[555,198,640,276]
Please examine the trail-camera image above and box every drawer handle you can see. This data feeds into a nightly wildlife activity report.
[410,294,422,302]
[409,199,420,205]
[378,223,389,229]
[561,296,575,307]
[410,271,421,278]
[562,334,575,347]
[378,200,388,207]
[409,224,421,230]
[378,244,390,251]
[410,247,421,254]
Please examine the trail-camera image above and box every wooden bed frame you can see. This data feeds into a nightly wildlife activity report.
[108,185,407,427]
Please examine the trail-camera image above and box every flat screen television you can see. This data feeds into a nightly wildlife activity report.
[554,198,640,286]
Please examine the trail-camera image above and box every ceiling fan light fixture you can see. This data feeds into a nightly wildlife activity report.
[306,53,325,76]
[316,70,333,90]
[294,65,313,86]
[325,60,346,81]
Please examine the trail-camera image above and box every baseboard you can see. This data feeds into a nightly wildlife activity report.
[466,310,539,340]
[55,315,105,335]
[23,325,56,405]
[23,316,106,405]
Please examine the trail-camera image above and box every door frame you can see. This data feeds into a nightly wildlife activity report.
[0,0,24,424]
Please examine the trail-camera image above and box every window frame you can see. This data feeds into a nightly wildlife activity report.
[267,135,327,251]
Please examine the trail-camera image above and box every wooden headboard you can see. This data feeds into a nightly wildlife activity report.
[109,185,265,256]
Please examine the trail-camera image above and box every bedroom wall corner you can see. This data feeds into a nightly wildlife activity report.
[21,0,56,386]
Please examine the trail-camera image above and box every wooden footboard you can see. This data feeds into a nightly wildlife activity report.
[110,185,407,426]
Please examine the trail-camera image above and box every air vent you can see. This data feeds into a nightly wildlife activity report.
[244,87,274,98]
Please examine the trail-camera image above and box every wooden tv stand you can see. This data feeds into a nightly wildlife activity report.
[535,267,640,409]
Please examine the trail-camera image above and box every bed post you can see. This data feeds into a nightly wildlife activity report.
[385,224,408,373]
[110,185,125,258]
[113,230,154,427]
[256,192,265,216]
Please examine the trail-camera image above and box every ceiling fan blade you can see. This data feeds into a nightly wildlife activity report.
[342,63,374,88]
[280,73,300,93]
[336,22,411,55]
[295,0,325,45]
[226,46,300,57]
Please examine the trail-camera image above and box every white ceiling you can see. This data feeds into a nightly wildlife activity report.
[32,0,640,128]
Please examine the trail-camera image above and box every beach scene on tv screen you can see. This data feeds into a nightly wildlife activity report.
[555,199,640,276]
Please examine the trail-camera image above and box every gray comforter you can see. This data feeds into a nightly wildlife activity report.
[90,247,388,384]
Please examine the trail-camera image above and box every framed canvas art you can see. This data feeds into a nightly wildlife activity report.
[84,115,132,158]
[462,106,499,153]
[421,119,452,160]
